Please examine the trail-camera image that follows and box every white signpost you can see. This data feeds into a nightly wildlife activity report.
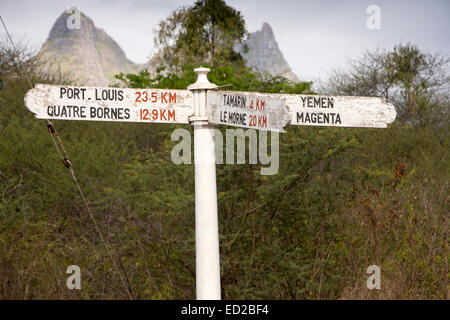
[24,67,396,300]
[207,91,289,132]
[25,84,194,124]
[279,94,397,128]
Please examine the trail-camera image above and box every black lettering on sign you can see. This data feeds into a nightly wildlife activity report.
[47,105,87,118]
[90,107,128,119]
[95,89,124,101]
[223,94,247,109]
[220,111,227,123]
[228,112,247,125]
[59,88,86,99]
[111,108,118,119]
[104,108,110,119]
[79,106,87,118]
[297,112,342,124]
[301,96,334,108]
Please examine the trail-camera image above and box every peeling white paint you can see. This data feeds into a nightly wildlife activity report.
[24,84,194,124]
[24,84,397,129]
[207,90,290,132]
[275,93,397,128]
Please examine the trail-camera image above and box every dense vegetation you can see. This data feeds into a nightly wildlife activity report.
[0,0,448,300]
[153,0,248,71]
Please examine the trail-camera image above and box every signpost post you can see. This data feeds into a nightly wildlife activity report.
[24,67,397,300]
[187,68,221,300]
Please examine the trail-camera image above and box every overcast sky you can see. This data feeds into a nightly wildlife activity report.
[1,0,449,81]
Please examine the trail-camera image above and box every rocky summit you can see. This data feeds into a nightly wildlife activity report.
[37,11,298,86]
[36,10,140,86]
[236,22,299,82]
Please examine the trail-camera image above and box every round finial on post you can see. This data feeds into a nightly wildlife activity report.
[188,67,218,90]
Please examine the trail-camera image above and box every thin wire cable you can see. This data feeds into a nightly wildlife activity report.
[1,15,34,90]
[1,15,133,299]
[1,15,53,131]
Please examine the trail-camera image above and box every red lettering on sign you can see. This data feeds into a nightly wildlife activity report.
[160,109,167,121]
[152,109,158,120]
[151,92,157,103]
[168,109,175,121]
[161,92,167,103]
[169,92,176,103]
[135,91,176,104]
[249,115,256,127]
[139,108,176,122]
[258,115,267,128]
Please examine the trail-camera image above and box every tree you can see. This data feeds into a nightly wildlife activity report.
[0,41,37,84]
[116,65,312,95]
[1,40,448,300]
[153,0,247,72]
[320,43,449,127]
[0,40,70,87]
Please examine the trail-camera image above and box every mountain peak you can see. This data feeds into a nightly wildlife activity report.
[48,10,94,39]
[37,10,139,86]
[236,23,299,81]
[37,10,298,85]
[261,22,273,36]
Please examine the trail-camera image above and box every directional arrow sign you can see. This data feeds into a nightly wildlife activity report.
[276,94,396,128]
[24,84,194,123]
[207,90,290,132]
